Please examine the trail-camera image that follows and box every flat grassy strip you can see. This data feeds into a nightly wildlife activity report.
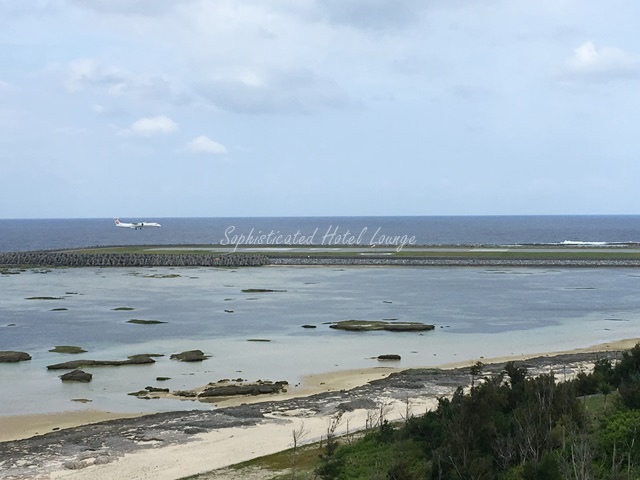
[68,247,226,255]
[266,251,640,261]
[394,250,640,260]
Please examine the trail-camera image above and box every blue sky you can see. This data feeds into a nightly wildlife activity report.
[1,1,639,218]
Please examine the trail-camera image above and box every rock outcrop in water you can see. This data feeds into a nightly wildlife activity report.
[47,355,155,370]
[329,320,435,332]
[0,351,32,363]
[378,354,402,361]
[170,350,209,362]
[198,380,288,398]
[59,370,92,382]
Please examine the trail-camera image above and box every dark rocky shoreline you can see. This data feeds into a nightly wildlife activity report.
[0,350,623,478]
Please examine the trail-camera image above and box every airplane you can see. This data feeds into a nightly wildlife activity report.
[114,218,162,230]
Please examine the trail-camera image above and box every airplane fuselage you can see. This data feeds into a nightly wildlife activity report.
[114,218,161,230]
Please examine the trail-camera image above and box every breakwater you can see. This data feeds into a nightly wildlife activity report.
[1,252,640,268]
[271,256,640,267]
[0,252,270,268]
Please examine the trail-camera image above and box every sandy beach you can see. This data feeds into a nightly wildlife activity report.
[46,396,439,480]
[2,337,637,480]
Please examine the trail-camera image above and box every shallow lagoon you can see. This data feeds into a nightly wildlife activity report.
[1,265,640,416]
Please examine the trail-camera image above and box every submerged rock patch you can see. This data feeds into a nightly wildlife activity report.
[329,320,435,332]
[126,319,167,325]
[49,346,87,354]
[241,288,287,293]
[47,355,155,370]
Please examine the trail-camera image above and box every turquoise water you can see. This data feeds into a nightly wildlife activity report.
[1,265,639,416]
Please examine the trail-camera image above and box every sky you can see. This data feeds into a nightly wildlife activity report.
[1,0,639,218]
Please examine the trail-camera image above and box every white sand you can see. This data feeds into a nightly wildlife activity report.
[49,396,436,480]
[7,338,639,480]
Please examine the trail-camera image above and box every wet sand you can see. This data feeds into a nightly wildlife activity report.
[0,411,143,443]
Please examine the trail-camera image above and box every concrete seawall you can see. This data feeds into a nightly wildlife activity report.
[0,252,270,268]
[270,256,640,267]
[2,251,640,268]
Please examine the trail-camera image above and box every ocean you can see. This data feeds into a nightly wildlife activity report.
[1,215,640,252]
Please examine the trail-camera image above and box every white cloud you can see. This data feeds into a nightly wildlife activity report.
[126,115,178,136]
[65,59,188,105]
[111,74,190,104]
[67,0,193,16]
[92,103,129,119]
[313,0,428,31]
[197,68,351,114]
[66,58,129,92]
[185,135,228,155]
[562,41,640,81]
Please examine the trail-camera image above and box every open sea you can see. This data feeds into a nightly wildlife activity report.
[2,215,640,252]
[2,215,640,417]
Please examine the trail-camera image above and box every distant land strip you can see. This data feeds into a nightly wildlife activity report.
[2,249,640,268]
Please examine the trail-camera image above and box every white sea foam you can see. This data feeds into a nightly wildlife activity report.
[560,240,630,247]
[561,240,609,245]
